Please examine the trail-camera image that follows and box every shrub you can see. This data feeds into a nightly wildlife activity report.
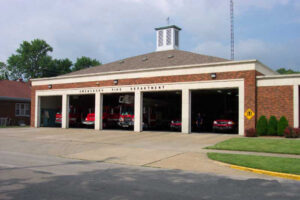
[294,128,300,137]
[267,116,278,135]
[256,116,268,135]
[245,128,257,137]
[277,116,288,136]
[284,127,299,138]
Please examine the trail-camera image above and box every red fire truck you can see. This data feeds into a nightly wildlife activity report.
[82,106,120,128]
[55,106,81,126]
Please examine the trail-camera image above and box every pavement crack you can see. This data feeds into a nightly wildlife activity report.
[142,152,186,167]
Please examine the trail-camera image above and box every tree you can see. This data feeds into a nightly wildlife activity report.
[73,56,101,71]
[276,68,300,74]
[7,39,53,80]
[45,58,73,77]
[0,61,9,80]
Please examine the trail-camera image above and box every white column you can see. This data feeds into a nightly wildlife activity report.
[134,91,143,132]
[95,93,103,130]
[238,84,245,136]
[182,89,191,133]
[62,94,69,129]
[35,95,41,128]
[294,85,299,128]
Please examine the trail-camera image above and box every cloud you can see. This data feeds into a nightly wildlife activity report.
[235,0,290,13]
[0,0,299,71]
[194,38,300,70]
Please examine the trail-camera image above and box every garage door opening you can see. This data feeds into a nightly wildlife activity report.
[102,93,134,130]
[40,96,62,127]
[69,94,95,128]
[143,91,181,131]
[191,88,238,134]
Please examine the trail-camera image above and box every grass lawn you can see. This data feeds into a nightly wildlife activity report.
[206,138,300,155]
[207,152,300,175]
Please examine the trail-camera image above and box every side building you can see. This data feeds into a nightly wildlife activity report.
[0,80,31,126]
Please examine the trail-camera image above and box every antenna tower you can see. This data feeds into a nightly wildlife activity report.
[230,0,234,60]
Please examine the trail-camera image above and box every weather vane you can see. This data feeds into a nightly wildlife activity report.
[166,17,170,25]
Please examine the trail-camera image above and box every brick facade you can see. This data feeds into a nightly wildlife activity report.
[0,100,30,125]
[257,86,294,127]
[31,70,258,132]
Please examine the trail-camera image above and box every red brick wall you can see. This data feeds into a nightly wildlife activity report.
[257,86,294,127]
[0,100,30,125]
[31,70,258,132]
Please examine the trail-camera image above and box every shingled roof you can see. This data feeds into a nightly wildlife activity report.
[0,80,31,100]
[64,50,228,77]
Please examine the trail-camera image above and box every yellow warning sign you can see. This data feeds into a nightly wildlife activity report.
[245,108,255,120]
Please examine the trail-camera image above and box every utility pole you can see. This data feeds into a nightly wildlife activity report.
[230,0,234,60]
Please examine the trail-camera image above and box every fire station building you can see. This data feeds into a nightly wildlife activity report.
[30,25,300,136]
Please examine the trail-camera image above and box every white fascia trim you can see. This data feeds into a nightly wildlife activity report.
[257,74,300,87]
[32,60,260,86]
[255,60,278,75]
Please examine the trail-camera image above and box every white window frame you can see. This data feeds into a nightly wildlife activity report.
[15,103,30,117]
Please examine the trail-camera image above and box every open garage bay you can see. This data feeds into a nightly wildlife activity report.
[143,91,181,132]
[69,94,95,128]
[102,93,134,130]
[40,96,62,127]
[191,89,239,134]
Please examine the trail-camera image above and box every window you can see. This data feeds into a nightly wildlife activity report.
[158,30,163,46]
[175,30,179,46]
[15,103,30,117]
[166,29,171,45]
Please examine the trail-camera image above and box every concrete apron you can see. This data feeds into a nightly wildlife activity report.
[0,128,273,179]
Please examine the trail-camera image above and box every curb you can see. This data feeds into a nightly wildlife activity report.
[230,164,300,181]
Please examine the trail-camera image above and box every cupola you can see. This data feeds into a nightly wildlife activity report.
[155,25,181,51]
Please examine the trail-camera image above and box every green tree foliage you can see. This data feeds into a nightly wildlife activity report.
[277,116,288,136]
[256,116,268,136]
[0,61,9,80]
[45,58,73,77]
[7,39,53,80]
[5,39,101,79]
[267,116,278,135]
[276,68,300,74]
[73,56,101,71]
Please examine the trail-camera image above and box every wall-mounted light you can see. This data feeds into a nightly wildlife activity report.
[48,84,52,89]
[113,80,118,85]
[211,73,216,79]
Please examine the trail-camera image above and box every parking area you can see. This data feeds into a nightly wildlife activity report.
[0,127,260,177]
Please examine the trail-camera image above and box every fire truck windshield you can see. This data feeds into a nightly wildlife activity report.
[121,106,133,115]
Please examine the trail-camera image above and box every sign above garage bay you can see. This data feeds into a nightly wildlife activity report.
[79,85,166,94]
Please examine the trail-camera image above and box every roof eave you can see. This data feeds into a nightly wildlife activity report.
[0,96,31,102]
[31,59,261,82]
[257,73,300,80]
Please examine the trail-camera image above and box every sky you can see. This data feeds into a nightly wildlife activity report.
[0,0,300,71]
